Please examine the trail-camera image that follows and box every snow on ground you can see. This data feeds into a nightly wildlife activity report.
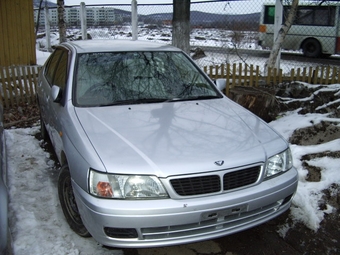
[270,111,340,232]
[6,127,124,255]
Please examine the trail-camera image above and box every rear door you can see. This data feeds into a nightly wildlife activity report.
[38,47,70,156]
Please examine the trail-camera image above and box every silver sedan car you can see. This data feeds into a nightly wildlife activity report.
[37,40,298,248]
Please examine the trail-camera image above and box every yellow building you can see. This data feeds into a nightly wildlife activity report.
[0,0,36,66]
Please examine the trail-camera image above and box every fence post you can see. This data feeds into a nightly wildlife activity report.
[80,2,87,40]
[131,0,138,40]
[209,65,214,80]
[302,67,307,83]
[266,67,271,84]
[232,63,236,88]
[249,64,254,86]
[313,67,319,84]
[308,67,313,84]
[0,67,10,108]
[226,64,230,97]
[331,67,336,84]
[255,66,260,87]
[44,6,52,52]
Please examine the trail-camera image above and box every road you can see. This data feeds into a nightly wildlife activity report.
[200,46,340,68]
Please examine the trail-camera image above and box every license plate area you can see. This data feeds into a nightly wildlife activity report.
[200,204,248,221]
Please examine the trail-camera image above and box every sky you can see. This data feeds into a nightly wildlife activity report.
[4,49,340,254]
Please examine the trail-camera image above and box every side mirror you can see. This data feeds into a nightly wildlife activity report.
[215,79,226,91]
[51,85,63,103]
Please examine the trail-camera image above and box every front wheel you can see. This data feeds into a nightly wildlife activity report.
[302,38,321,58]
[58,164,91,237]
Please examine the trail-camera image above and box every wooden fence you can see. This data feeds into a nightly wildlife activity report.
[0,65,41,109]
[204,63,340,96]
[1,63,340,109]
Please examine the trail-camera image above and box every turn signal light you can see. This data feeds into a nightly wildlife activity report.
[97,181,113,197]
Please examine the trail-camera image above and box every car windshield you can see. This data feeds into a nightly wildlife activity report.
[74,51,221,106]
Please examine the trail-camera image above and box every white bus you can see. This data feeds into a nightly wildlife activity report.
[258,1,340,57]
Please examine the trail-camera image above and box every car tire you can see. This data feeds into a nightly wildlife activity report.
[40,113,48,141]
[302,38,321,58]
[58,164,91,237]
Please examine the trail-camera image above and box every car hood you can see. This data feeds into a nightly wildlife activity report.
[74,99,286,177]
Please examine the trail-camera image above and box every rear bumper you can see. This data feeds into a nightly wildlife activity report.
[72,167,298,248]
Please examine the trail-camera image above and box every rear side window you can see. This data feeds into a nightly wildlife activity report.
[53,51,68,90]
[44,48,69,89]
[45,50,63,84]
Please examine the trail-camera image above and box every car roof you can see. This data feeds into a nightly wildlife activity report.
[61,39,182,53]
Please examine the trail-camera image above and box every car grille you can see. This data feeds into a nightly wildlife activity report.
[170,175,221,196]
[170,166,261,196]
[223,166,261,191]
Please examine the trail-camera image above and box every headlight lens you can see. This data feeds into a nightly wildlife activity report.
[265,148,293,178]
[89,170,169,199]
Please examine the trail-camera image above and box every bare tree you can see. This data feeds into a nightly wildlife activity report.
[35,0,44,38]
[57,0,66,43]
[265,0,299,70]
[172,0,190,54]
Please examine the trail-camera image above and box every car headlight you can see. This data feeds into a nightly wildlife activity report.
[265,148,293,178]
[89,169,169,199]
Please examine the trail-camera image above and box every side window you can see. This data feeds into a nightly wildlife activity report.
[53,51,68,90]
[44,48,69,90]
[45,49,63,85]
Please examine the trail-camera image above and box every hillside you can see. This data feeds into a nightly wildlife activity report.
[143,11,260,27]
[33,1,260,29]
[33,0,57,8]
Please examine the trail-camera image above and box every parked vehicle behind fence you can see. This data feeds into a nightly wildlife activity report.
[37,39,298,248]
[259,1,340,57]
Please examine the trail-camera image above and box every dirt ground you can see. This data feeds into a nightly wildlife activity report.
[4,82,340,254]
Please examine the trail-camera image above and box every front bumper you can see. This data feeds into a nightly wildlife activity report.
[72,167,298,248]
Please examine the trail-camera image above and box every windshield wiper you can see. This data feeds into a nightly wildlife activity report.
[99,98,171,106]
[97,95,221,107]
[167,95,222,102]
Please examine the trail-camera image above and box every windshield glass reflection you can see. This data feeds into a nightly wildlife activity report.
[75,51,221,106]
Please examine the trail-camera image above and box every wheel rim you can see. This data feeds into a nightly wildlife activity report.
[62,175,83,225]
[306,43,316,54]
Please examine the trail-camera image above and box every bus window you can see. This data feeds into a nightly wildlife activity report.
[290,6,336,26]
[264,6,275,24]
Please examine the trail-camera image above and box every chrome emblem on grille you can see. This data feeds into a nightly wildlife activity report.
[214,160,224,166]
